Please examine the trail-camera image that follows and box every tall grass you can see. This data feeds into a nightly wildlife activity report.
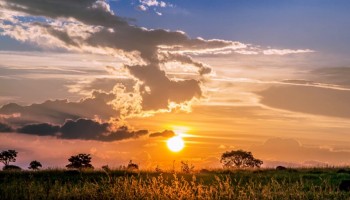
[0,168,350,199]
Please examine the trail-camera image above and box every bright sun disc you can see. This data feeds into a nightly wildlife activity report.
[167,136,184,152]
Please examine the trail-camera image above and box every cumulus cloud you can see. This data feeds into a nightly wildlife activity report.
[127,63,202,110]
[100,126,148,141]
[68,78,137,95]
[137,4,148,11]
[14,118,149,142]
[0,0,316,115]
[18,123,60,136]
[0,90,118,125]
[0,0,245,112]
[137,0,170,13]
[149,130,175,138]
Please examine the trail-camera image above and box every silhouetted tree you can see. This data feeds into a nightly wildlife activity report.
[0,150,17,166]
[28,160,42,170]
[66,154,94,170]
[220,150,263,168]
[127,160,138,170]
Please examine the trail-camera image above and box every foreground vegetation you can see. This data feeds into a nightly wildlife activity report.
[1,168,350,199]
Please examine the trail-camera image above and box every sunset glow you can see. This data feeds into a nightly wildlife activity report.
[0,0,350,170]
[167,136,185,152]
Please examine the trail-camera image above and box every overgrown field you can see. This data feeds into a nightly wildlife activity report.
[1,168,350,199]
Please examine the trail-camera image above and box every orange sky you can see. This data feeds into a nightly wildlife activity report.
[1,0,350,169]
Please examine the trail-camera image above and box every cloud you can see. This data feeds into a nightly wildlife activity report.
[0,0,246,112]
[160,53,212,75]
[68,78,136,95]
[257,85,350,118]
[311,67,350,87]
[149,130,175,138]
[140,0,166,7]
[0,0,317,116]
[13,118,149,142]
[137,5,148,11]
[60,118,110,140]
[0,90,118,125]
[0,122,13,132]
[99,126,148,142]
[263,49,314,55]
[136,0,169,15]
[17,123,60,136]
[127,63,202,110]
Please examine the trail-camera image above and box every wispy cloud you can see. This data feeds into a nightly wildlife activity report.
[263,49,315,55]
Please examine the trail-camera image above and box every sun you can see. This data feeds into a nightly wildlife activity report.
[167,136,185,152]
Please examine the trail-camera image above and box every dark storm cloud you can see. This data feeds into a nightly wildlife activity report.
[1,0,240,110]
[0,90,118,125]
[60,118,110,140]
[17,123,60,136]
[149,130,175,138]
[99,126,148,141]
[0,122,13,132]
[12,118,149,142]
[258,85,350,118]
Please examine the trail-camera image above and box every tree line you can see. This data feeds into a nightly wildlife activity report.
[0,149,263,171]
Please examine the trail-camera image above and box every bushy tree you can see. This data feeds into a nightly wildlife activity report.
[0,150,17,166]
[28,160,42,170]
[127,160,138,170]
[220,150,263,168]
[66,154,94,170]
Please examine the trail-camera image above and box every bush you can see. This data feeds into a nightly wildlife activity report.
[3,165,21,171]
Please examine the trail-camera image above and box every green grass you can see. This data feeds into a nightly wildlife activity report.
[1,168,350,199]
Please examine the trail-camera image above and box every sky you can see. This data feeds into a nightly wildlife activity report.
[1,0,350,169]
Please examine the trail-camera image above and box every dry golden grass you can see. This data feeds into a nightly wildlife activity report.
[1,168,350,199]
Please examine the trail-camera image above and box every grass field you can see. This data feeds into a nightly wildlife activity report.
[1,168,350,199]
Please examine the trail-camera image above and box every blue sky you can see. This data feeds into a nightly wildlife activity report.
[1,0,350,55]
[108,0,350,55]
